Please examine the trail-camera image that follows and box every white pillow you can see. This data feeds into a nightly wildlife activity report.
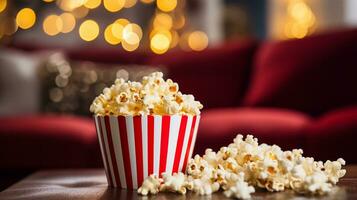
[0,48,47,116]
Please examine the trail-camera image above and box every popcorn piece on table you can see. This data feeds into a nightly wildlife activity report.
[159,172,191,194]
[223,172,255,199]
[137,134,346,199]
[137,175,162,195]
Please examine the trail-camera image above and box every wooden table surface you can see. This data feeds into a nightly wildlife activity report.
[1,166,357,200]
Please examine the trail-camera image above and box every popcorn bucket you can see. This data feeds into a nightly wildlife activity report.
[94,115,200,189]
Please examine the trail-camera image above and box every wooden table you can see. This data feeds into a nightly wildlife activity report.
[1,166,357,200]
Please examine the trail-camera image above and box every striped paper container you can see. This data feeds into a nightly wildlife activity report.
[94,115,200,189]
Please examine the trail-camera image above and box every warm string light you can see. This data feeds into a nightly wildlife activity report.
[60,12,76,33]
[1,0,209,53]
[84,0,101,9]
[0,0,7,13]
[103,0,125,12]
[16,8,36,29]
[43,15,63,36]
[284,0,316,39]
[79,19,99,41]
[103,18,142,51]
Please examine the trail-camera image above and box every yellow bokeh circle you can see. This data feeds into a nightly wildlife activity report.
[43,15,63,36]
[104,24,121,45]
[16,8,36,29]
[103,0,125,12]
[188,31,208,51]
[60,12,76,33]
[157,0,177,12]
[151,33,170,54]
[79,19,99,41]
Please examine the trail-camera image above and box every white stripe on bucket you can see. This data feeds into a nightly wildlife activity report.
[166,115,181,173]
[141,115,148,178]
[153,116,162,176]
[109,116,127,188]
[126,116,138,189]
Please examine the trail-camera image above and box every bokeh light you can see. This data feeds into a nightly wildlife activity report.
[285,0,315,39]
[141,0,154,4]
[79,19,99,41]
[124,0,137,8]
[157,0,177,12]
[16,8,36,29]
[60,12,76,33]
[122,40,139,51]
[150,28,171,40]
[150,33,170,54]
[57,0,86,11]
[123,23,142,39]
[111,23,124,40]
[123,31,140,45]
[170,30,179,48]
[104,24,121,45]
[0,0,7,13]
[84,0,101,9]
[72,6,89,18]
[153,13,173,29]
[173,14,185,29]
[43,0,55,2]
[115,18,130,26]
[103,0,125,12]
[43,15,63,36]
[188,31,208,51]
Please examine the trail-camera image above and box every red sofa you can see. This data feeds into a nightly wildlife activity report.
[1,28,357,183]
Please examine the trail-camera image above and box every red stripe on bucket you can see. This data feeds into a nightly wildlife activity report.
[118,116,133,189]
[159,116,171,174]
[147,115,154,175]
[104,116,121,187]
[133,116,144,187]
[181,116,197,172]
[172,116,188,173]
[97,118,113,186]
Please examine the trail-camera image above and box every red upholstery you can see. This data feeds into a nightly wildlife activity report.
[304,106,357,163]
[243,29,357,115]
[148,39,258,108]
[195,108,311,155]
[0,115,98,169]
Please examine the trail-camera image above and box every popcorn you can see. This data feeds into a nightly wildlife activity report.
[138,134,346,199]
[159,172,190,194]
[189,177,220,195]
[324,158,346,184]
[90,72,203,116]
[137,175,162,195]
[223,172,255,199]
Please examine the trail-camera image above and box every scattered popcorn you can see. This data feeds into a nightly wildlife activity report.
[90,72,203,115]
[137,134,347,199]
[189,176,220,195]
[137,174,162,195]
[223,172,255,199]
[159,172,191,194]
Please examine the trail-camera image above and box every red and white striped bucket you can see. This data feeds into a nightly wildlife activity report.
[94,115,200,189]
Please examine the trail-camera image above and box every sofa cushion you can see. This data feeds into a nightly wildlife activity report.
[0,115,99,169]
[304,106,357,163]
[148,39,258,108]
[243,29,357,116]
[195,108,311,155]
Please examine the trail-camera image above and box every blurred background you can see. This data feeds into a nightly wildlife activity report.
[1,0,357,191]
[1,0,357,50]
